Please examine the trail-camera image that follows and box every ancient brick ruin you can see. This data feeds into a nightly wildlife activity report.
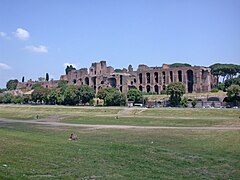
[17,60,214,93]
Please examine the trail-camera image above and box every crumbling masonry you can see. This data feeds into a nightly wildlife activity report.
[17,60,214,93]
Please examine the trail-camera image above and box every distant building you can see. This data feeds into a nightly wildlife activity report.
[17,60,214,93]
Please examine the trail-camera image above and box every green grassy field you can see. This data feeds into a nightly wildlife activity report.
[0,104,240,179]
[61,115,240,127]
[0,104,123,120]
[0,123,239,179]
[1,104,239,127]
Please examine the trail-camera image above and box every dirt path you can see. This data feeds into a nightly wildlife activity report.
[0,118,240,130]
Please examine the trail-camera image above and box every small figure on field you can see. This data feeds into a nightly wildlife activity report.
[36,114,39,119]
[115,116,119,119]
[69,133,78,140]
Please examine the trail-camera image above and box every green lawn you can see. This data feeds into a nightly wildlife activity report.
[0,105,240,179]
[141,108,240,118]
[0,123,239,179]
[1,104,239,127]
[61,115,240,127]
[0,104,123,120]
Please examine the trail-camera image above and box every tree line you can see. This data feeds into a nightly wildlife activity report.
[210,63,240,83]
[1,81,239,107]
[0,80,144,106]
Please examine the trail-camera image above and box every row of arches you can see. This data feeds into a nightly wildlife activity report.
[139,85,165,93]
[138,70,187,84]
[138,70,194,93]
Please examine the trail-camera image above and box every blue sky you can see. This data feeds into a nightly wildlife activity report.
[0,0,240,88]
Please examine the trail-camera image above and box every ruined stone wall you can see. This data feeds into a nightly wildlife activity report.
[17,80,59,90]
[17,61,214,94]
[135,65,212,94]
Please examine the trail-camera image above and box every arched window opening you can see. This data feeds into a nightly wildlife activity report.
[162,85,166,90]
[162,71,166,84]
[120,75,123,85]
[170,71,173,82]
[146,85,151,93]
[154,72,158,83]
[187,70,194,93]
[85,77,89,85]
[154,85,159,94]
[178,70,182,82]
[146,73,150,84]
[139,73,142,84]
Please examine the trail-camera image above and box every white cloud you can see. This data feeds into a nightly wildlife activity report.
[25,45,48,53]
[15,28,30,40]
[0,63,12,70]
[0,32,7,37]
[63,63,77,69]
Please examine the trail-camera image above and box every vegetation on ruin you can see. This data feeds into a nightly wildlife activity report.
[114,68,123,73]
[65,65,76,75]
[31,83,42,90]
[169,63,191,68]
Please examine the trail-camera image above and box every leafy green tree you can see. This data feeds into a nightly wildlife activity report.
[97,88,125,106]
[78,85,95,105]
[167,82,186,107]
[65,65,76,75]
[127,89,143,103]
[224,77,240,90]
[180,97,188,107]
[46,73,49,81]
[58,80,68,91]
[105,89,126,106]
[6,79,18,90]
[96,88,109,100]
[47,88,63,105]
[12,95,23,104]
[2,93,14,103]
[216,82,225,91]
[62,85,79,105]
[31,88,49,104]
[22,94,31,104]
[227,85,240,106]
[210,63,240,84]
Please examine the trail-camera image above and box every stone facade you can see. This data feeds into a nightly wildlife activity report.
[60,60,213,94]
[18,60,214,94]
[17,79,59,90]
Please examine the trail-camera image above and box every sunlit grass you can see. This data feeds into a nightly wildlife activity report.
[0,123,239,179]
